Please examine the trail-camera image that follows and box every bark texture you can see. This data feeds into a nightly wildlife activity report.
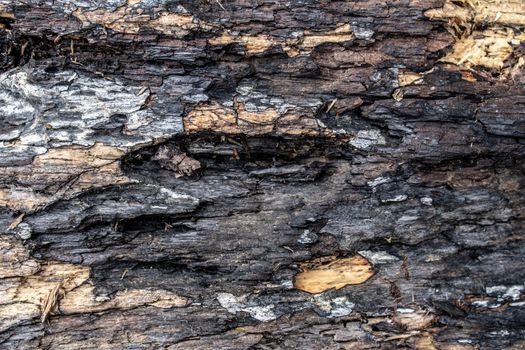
[1,0,525,349]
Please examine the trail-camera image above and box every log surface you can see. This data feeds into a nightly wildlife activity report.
[0,0,524,349]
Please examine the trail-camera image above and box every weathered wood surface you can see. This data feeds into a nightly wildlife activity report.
[0,0,524,349]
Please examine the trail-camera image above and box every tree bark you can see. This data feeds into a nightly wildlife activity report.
[1,0,524,349]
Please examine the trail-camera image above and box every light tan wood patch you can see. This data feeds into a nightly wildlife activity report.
[393,309,436,330]
[208,23,352,56]
[73,2,213,35]
[0,144,129,211]
[0,236,188,330]
[294,255,374,294]
[300,24,354,52]
[32,143,125,167]
[184,102,238,133]
[184,101,327,137]
[398,71,424,87]
[0,12,14,21]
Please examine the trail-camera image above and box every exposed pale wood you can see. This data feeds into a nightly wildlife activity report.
[294,256,374,294]
[425,0,525,72]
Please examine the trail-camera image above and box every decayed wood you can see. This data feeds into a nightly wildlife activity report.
[0,0,524,349]
[294,256,374,294]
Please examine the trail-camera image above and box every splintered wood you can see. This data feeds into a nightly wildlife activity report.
[294,256,374,294]
[0,236,189,329]
[40,284,61,323]
[425,0,525,72]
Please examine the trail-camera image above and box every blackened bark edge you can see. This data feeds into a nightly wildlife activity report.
[0,1,524,349]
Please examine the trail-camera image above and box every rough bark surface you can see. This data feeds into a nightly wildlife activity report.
[0,0,524,349]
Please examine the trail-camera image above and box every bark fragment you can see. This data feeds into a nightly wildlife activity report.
[153,145,202,178]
